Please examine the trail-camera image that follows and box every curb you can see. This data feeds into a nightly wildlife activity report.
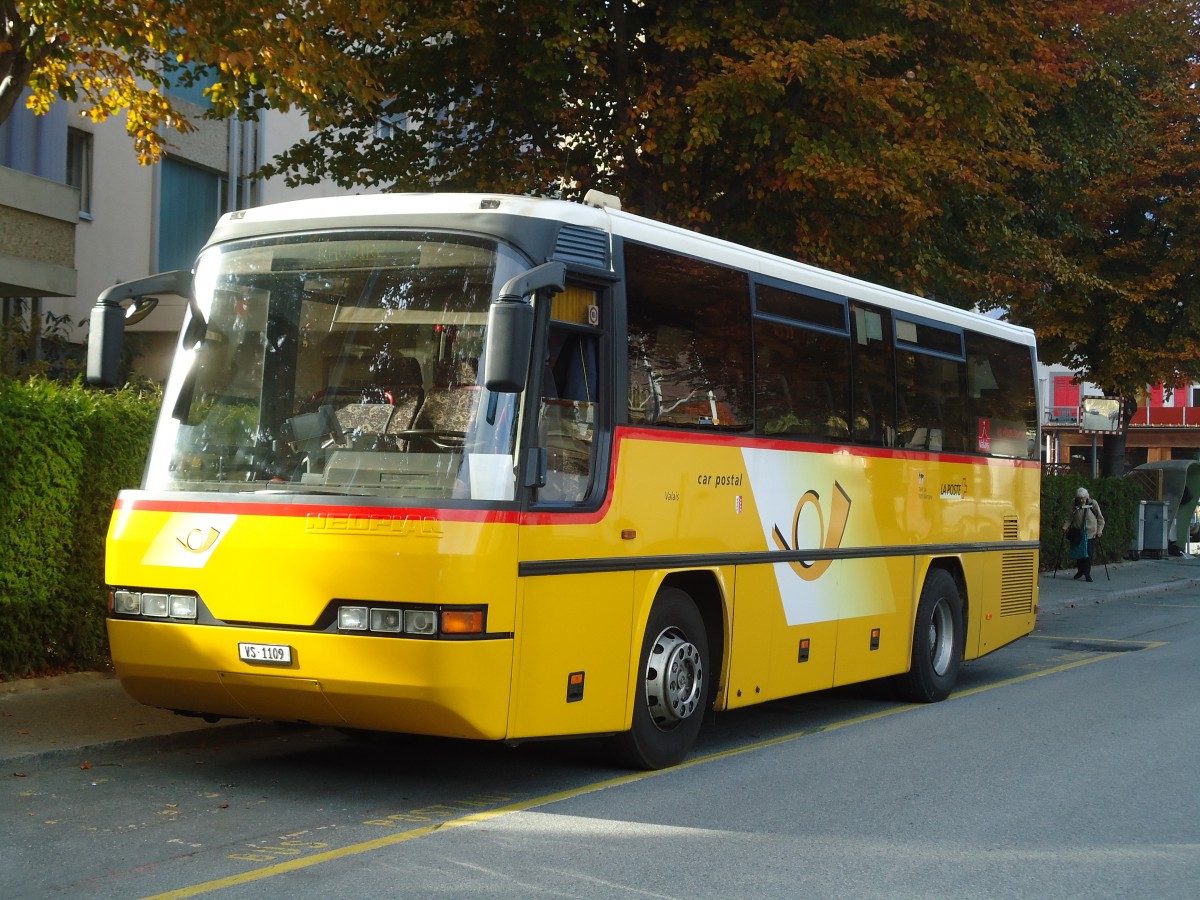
[1,671,113,695]
[2,720,315,770]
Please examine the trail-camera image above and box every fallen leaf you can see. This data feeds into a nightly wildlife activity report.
[80,761,92,770]
[17,729,29,735]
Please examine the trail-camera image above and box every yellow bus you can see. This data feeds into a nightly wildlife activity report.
[88,191,1040,769]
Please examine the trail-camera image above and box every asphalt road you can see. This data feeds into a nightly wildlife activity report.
[6,581,1199,899]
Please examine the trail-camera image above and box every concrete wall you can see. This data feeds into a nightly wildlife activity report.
[0,166,79,298]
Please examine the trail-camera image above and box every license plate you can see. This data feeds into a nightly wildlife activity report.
[238,642,293,665]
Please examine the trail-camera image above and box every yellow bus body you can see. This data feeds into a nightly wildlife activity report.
[105,428,1038,741]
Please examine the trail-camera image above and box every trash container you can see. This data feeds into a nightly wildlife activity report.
[1143,500,1170,558]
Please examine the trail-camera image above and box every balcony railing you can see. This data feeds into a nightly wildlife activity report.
[1044,406,1079,425]
[1044,405,1200,427]
[1128,406,1200,426]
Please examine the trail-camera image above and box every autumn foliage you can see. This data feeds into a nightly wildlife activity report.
[5,1,1200,426]
[1,1,391,162]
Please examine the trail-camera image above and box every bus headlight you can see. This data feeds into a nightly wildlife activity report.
[113,590,141,615]
[370,608,402,633]
[403,609,437,635]
[143,593,170,617]
[338,606,369,631]
[109,589,199,621]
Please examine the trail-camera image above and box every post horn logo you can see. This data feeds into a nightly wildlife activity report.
[771,482,851,581]
[177,526,222,554]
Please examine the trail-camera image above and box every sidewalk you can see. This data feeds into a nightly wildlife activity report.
[1036,552,1200,608]
[0,670,290,769]
[4,556,1200,768]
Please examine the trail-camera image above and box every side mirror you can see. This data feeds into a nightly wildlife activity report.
[86,270,193,387]
[484,261,566,393]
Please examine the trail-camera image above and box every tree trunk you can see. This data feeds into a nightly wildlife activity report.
[1099,397,1138,477]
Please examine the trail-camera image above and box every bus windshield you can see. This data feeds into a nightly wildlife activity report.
[144,231,531,501]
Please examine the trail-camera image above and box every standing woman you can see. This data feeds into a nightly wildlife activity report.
[1063,487,1105,582]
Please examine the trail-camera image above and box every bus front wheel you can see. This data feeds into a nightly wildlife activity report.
[895,568,963,703]
[615,588,709,770]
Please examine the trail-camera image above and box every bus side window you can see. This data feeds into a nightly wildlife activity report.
[850,303,896,446]
[897,349,968,452]
[625,242,752,430]
[754,318,850,440]
[966,332,1038,458]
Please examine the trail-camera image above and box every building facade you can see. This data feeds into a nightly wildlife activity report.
[1042,365,1200,473]
[1,88,352,380]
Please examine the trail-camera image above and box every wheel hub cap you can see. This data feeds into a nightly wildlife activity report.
[644,627,704,730]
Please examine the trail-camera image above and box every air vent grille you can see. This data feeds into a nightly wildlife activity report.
[1000,551,1036,616]
[552,224,610,269]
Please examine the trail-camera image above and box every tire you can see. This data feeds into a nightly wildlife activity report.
[614,588,710,770]
[895,568,963,703]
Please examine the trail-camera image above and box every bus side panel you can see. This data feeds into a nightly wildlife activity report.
[832,555,915,687]
[725,565,837,709]
[975,550,1039,657]
[509,571,635,738]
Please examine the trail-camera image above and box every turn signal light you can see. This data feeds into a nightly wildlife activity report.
[440,610,484,635]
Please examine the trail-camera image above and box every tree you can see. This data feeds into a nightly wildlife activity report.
[263,1,1098,294]
[0,1,390,162]
[995,0,1200,473]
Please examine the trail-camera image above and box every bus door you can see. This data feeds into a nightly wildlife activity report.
[510,282,634,739]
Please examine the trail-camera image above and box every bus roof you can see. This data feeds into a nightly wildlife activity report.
[207,192,1036,348]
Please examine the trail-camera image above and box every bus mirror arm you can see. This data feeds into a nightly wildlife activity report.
[484,262,566,393]
[495,261,566,304]
[87,270,195,387]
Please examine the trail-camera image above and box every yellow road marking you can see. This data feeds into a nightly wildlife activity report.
[143,639,1152,899]
[1030,634,1166,647]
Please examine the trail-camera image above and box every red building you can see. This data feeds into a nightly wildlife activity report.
[1044,372,1200,472]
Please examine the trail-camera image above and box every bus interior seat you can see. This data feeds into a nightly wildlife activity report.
[405,386,481,451]
[419,387,480,430]
[335,403,397,448]
[324,354,425,449]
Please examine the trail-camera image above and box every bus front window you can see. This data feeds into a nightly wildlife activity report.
[145,232,530,502]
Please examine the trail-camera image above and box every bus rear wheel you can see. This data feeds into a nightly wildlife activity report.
[895,568,963,703]
[614,588,709,770]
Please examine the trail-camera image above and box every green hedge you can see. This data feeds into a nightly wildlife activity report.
[0,379,159,676]
[1039,473,1144,570]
